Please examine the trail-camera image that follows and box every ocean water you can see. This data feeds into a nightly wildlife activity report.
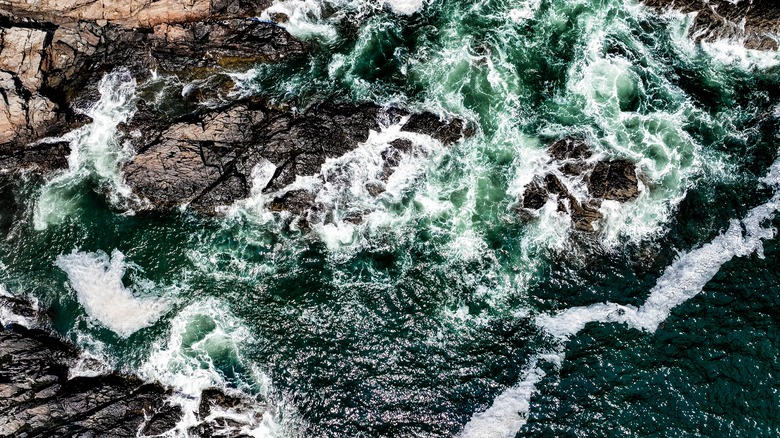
[2,0,780,436]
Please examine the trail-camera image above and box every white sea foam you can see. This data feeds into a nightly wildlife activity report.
[260,0,426,42]
[34,69,138,230]
[0,285,39,327]
[140,300,279,437]
[55,249,169,338]
[384,0,425,15]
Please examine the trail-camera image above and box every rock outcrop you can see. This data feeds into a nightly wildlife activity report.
[0,294,265,437]
[642,0,780,50]
[120,99,470,216]
[518,138,640,232]
[1,0,272,29]
[0,3,305,172]
[0,303,182,436]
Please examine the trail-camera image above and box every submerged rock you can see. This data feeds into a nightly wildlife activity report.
[518,139,639,232]
[641,0,780,50]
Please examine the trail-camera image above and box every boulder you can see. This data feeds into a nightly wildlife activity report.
[518,139,639,232]
[587,159,639,202]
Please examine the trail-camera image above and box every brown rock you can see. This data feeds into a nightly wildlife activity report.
[588,159,639,202]
[641,0,780,50]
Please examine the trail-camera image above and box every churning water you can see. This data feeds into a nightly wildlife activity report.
[2,0,780,436]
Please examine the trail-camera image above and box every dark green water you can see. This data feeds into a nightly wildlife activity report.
[2,0,780,436]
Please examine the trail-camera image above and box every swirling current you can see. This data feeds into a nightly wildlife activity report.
[2,0,780,436]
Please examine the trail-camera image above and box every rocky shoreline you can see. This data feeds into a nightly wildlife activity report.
[0,294,268,437]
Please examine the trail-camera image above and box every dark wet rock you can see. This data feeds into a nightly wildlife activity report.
[568,198,604,233]
[518,139,638,232]
[588,159,639,202]
[642,0,780,50]
[522,179,552,210]
[268,189,319,216]
[0,294,267,437]
[401,112,473,145]
[380,138,414,180]
[365,181,386,197]
[142,404,184,435]
[0,322,182,437]
[548,137,591,161]
[0,140,72,174]
[0,294,38,323]
[121,97,469,215]
[199,388,247,419]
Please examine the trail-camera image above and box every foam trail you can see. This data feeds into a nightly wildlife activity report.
[463,155,780,437]
[55,249,169,337]
[459,352,563,438]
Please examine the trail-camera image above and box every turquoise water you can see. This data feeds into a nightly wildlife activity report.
[2,0,780,436]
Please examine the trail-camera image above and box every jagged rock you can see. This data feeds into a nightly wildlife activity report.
[122,99,394,213]
[149,18,306,71]
[268,190,319,216]
[548,137,592,175]
[518,139,638,232]
[0,139,71,173]
[380,138,414,181]
[121,97,468,215]
[0,294,269,437]
[0,322,182,437]
[401,112,472,145]
[0,7,305,170]
[588,159,639,202]
[641,0,780,50]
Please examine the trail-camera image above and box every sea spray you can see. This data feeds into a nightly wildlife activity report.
[34,69,138,230]
[139,300,279,436]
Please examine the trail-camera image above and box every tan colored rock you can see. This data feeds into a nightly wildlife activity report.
[27,94,59,138]
[0,72,27,144]
[3,0,268,29]
[0,27,47,90]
